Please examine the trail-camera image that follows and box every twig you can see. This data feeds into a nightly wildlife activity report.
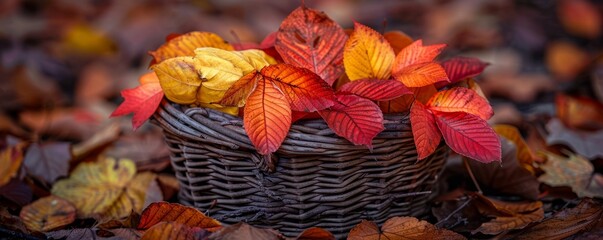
[463,157,483,194]
[435,197,473,228]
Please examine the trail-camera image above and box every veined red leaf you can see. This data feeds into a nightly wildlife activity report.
[441,56,489,84]
[244,78,292,155]
[339,79,412,101]
[275,6,347,85]
[218,71,260,107]
[111,72,164,130]
[264,64,335,112]
[410,101,441,160]
[427,87,493,120]
[392,40,448,87]
[434,111,501,163]
[319,94,384,148]
[343,22,396,81]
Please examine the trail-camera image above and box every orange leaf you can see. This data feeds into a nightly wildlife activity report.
[410,101,441,160]
[556,93,603,130]
[427,87,493,120]
[244,78,292,155]
[383,30,413,55]
[218,71,260,107]
[0,142,26,187]
[435,111,501,163]
[138,202,221,230]
[493,124,538,173]
[347,217,465,240]
[263,64,335,112]
[411,84,438,104]
[379,95,414,113]
[392,40,448,87]
[343,22,395,81]
[140,221,201,240]
[338,79,412,101]
[275,6,347,85]
[149,31,233,64]
[110,72,164,130]
[20,195,76,232]
[296,227,335,240]
[558,0,602,39]
[319,94,384,148]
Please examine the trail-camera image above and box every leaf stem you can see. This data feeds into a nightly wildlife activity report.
[463,157,483,194]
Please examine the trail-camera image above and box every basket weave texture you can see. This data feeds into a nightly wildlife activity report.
[154,101,448,238]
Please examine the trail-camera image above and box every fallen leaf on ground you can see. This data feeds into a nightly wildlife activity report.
[208,222,281,240]
[546,41,590,80]
[538,151,603,198]
[0,178,33,206]
[20,195,76,232]
[19,108,103,140]
[72,122,120,159]
[296,227,335,240]
[515,198,603,240]
[138,202,221,230]
[141,221,207,240]
[556,94,603,130]
[23,142,71,184]
[102,171,161,219]
[102,129,170,172]
[347,216,465,240]
[51,158,136,218]
[472,195,544,235]
[493,124,540,173]
[46,228,99,240]
[558,0,602,39]
[546,118,603,159]
[0,141,27,187]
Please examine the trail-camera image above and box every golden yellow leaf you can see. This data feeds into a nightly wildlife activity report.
[102,172,158,219]
[343,22,395,81]
[153,56,201,105]
[51,158,136,218]
[0,142,27,187]
[20,195,76,232]
[62,24,116,56]
[149,31,234,64]
[493,124,537,174]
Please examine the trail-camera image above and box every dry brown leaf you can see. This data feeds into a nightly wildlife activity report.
[516,198,603,240]
[538,151,603,198]
[20,195,76,232]
[347,217,465,240]
[558,0,602,39]
[0,141,27,187]
[546,118,603,159]
[546,41,590,80]
[208,222,282,240]
[23,142,71,184]
[296,227,335,240]
[556,94,603,131]
[473,196,544,235]
[102,129,170,172]
[141,221,201,240]
[46,228,99,240]
[0,206,30,235]
[72,122,120,159]
[138,202,221,230]
[156,174,179,201]
[19,108,103,140]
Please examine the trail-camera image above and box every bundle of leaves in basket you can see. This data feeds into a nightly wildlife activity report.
[112,4,501,238]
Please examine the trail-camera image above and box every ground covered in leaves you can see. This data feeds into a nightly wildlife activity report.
[1,0,603,239]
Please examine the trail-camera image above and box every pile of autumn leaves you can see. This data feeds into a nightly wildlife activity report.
[113,6,500,164]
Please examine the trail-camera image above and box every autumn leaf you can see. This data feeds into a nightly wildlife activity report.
[149,31,234,64]
[20,195,76,232]
[493,124,539,173]
[243,77,292,155]
[23,142,71,184]
[0,142,27,187]
[347,217,465,240]
[378,85,436,113]
[296,227,335,240]
[319,94,384,148]
[141,221,206,240]
[138,202,221,230]
[410,101,441,160]
[110,72,164,130]
[344,22,395,81]
[538,151,602,198]
[50,158,153,218]
[383,30,413,55]
[546,118,603,159]
[558,0,602,39]
[209,222,282,240]
[515,198,603,240]
[275,6,347,85]
[152,56,201,105]
[338,79,412,101]
[556,94,603,130]
[439,57,489,85]
[473,195,544,235]
[218,71,260,107]
[434,111,501,163]
[392,40,448,87]
[103,171,161,219]
[426,87,493,120]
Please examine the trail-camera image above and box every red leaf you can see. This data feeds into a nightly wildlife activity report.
[218,71,260,107]
[392,40,448,87]
[410,101,441,160]
[441,57,489,83]
[275,6,347,85]
[244,78,292,155]
[434,111,501,163]
[138,202,221,230]
[319,94,384,148]
[426,87,493,120]
[338,79,412,101]
[264,64,335,112]
[111,72,164,130]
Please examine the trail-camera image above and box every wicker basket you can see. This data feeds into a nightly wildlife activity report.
[154,100,448,238]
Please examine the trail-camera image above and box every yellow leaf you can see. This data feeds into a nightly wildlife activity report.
[153,56,201,105]
[62,24,116,56]
[343,22,395,81]
[149,31,234,64]
[51,158,136,218]
[102,172,158,219]
[0,142,27,187]
[493,124,537,174]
